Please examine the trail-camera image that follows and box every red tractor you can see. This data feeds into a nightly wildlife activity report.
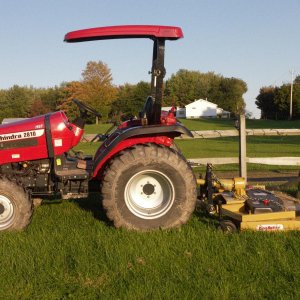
[0,25,197,231]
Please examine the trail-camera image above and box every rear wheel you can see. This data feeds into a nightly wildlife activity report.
[0,177,32,231]
[101,144,197,230]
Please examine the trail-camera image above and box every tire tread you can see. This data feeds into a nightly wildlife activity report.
[101,144,197,230]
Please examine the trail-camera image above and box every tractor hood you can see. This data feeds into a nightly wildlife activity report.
[0,111,83,164]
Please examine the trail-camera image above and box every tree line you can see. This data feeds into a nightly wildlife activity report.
[255,76,300,120]
[0,61,248,123]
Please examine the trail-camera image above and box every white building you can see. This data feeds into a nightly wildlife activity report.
[185,99,218,118]
[162,99,230,119]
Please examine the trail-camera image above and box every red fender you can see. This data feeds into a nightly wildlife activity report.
[93,135,173,179]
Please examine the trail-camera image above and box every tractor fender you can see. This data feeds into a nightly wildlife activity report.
[92,123,192,178]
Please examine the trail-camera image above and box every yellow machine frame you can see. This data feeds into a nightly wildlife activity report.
[197,164,300,232]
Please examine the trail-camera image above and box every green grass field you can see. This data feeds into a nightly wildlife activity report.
[1,119,300,299]
[1,187,300,299]
[177,118,300,131]
[85,118,300,134]
[175,136,300,158]
[82,119,300,172]
[75,135,300,173]
[84,123,113,134]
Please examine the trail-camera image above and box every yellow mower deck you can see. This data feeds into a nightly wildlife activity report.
[197,164,300,232]
[220,196,300,231]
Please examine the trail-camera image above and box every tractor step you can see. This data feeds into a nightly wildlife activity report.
[61,192,89,200]
[55,168,89,180]
[54,153,93,180]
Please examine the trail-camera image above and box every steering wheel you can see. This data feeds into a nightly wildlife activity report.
[72,99,102,118]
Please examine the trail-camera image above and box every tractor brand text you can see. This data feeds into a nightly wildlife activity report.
[0,129,45,142]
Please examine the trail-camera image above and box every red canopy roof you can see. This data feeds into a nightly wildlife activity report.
[64,25,183,42]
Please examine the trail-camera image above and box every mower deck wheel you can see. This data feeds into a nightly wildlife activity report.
[219,220,238,234]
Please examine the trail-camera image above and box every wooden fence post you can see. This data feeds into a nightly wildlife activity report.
[297,171,300,199]
[239,114,247,182]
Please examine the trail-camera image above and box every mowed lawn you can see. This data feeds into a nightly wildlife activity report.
[179,118,300,130]
[82,118,300,159]
[76,135,300,160]
[84,118,300,133]
[176,136,300,158]
[2,191,300,299]
[1,118,300,299]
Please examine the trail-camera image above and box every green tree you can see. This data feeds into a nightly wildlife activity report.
[218,77,247,114]
[2,85,32,119]
[256,81,300,120]
[111,83,133,113]
[111,81,150,119]
[274,85,290,119]
[40,85,66,112]
[0,89,8,122]
[59,61,117,122]
[81,61,117,120]
[255,86,276,119]
[293,82,300,118]
[164,69,247,114]
[294,75,300,84]
[27,99,49,117]
[165,69,213,106]
[130,81,151,115]
[59,81,84,121]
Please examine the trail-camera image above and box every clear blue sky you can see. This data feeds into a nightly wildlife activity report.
[1,0,299,118]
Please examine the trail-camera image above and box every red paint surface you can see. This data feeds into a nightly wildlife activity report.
[0,111,83,164]
[93,135,173,178]
[65,25,183,42]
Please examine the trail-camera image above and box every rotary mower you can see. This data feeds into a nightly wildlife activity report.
[197,163,300,232]
[0,25,197,231]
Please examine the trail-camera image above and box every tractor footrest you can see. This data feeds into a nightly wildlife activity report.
[61,192,88,199]
[77,159,94,171]
[55,169,89,180]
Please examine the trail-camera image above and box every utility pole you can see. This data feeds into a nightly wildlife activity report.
[290,69,294,120]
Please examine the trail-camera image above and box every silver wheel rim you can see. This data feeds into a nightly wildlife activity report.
[124,170,175,219]
[0,195,14,229]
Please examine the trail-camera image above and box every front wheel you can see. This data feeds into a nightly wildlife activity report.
[0,177,32,231]
[101,144,197,230]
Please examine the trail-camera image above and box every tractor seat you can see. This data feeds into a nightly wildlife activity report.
[139,96,154,124]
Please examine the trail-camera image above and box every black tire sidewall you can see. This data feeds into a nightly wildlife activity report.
[113,159,191,230]
[0,178,31,231]
[220,220,237,233]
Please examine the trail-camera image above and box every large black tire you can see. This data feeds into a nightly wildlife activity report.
[101,144,197,230]
[0,177,33,231]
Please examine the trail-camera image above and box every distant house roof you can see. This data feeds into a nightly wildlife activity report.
[185,99,218,108]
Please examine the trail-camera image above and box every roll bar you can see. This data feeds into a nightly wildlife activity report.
[64,25,183,124]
